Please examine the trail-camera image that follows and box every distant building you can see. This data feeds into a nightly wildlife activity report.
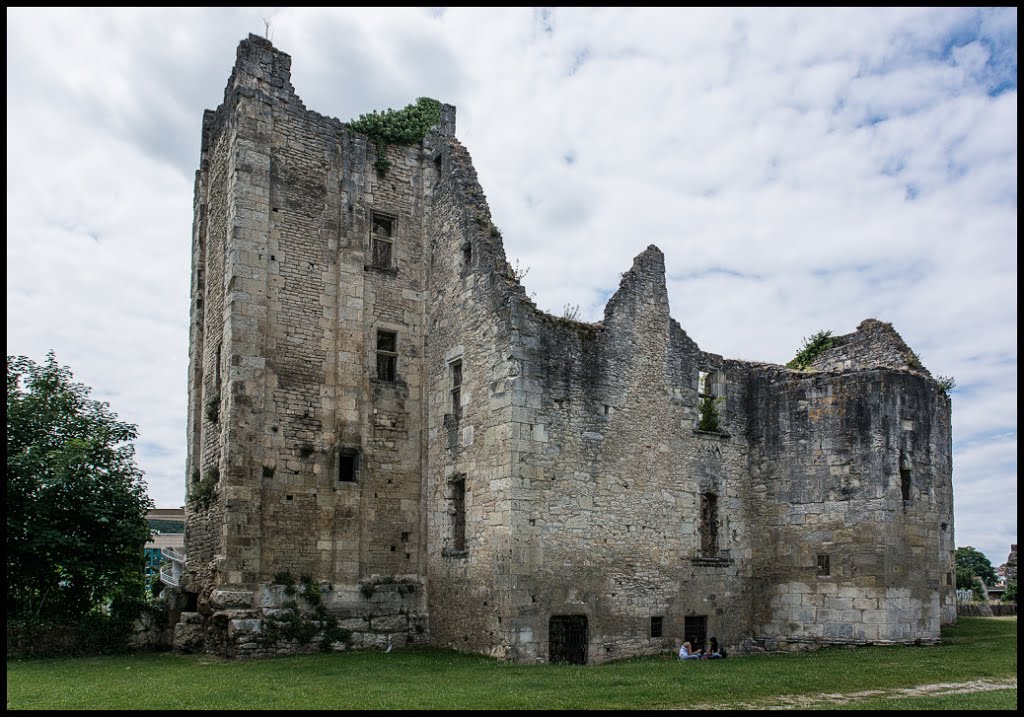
[145,508,184,590]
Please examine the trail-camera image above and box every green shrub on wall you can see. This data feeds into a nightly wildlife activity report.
[348,98,441,175]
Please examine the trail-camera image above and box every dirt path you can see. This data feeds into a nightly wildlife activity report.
[693,677,1017,710]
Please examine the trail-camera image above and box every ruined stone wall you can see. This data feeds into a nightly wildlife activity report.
[481,251,756,664]
[181,34,431,656]
[809,319,928,375]
[183,105,233,594]
[745,365,954,645]
[182,33,955,661]
[422,136,528,656]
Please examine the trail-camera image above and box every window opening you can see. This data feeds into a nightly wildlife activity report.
[650,616,664,638]
[214,342,222,388]
[450,359,463,420]
[817,554,831,576]
[450,476,466,552]
[338,450,359,483]
[900,468,911,502]
[377,330,397,381]
[700,493,718,556]
[370,213,394,268]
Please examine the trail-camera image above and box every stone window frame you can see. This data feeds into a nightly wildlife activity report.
[899,451,912,504]
[650,616,664,638]
[817,553,831,577]
[442,473,468,558]
[699,492,719,557]
[368,211,396,271]
[376,329,399,382]
[449,358,463,421]
[697,368,727,424]
[337,447,360,484]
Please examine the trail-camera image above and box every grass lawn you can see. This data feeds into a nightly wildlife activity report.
[6,617,1016,710]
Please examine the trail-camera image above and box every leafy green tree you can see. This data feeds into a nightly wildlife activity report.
[955,546,998,587]
[1002,580,1016,604]
[6,352,153,622]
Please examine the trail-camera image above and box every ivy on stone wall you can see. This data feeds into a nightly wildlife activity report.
[348,97,442,176]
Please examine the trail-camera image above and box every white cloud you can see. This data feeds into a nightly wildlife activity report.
[6,7,1016,567]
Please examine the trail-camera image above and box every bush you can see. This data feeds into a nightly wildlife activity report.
[786,330,833,370]
[697,395,721,432]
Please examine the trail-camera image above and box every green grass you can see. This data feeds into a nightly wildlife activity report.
[6,617,1016,710]
[820,689,1017,710]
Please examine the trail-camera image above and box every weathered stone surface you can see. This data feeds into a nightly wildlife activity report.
[210,591,255,609]
[173,622,206,652]
[177,34,955,663]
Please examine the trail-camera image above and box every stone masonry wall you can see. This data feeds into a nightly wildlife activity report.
[423,135,525,657]
[181,34,955,661]
[745,366,954,645]
[486,249,755,663]
[182,34,430,654]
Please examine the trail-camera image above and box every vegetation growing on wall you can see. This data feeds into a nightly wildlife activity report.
[936,375,956,396]
[697,395,722,432]
[348,97,441,176]
[261,574,352,652]
[205,391,220,423]
[786,330,834,370]
[188,466,219,509]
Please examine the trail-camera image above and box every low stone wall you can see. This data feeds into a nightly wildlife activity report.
[174,580,429,657]
[957,603,1016,617]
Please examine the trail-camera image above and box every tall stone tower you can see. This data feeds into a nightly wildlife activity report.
[176,35,955,661]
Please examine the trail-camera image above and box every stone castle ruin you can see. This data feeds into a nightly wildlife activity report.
[175,35,955,662]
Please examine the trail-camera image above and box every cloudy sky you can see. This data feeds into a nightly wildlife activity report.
[6,8,1017,569]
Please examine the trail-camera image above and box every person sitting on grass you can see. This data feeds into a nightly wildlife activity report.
[701,636,726,660]
[678,639,702,660]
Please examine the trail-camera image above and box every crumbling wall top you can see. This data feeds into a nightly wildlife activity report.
[808,318,930,376]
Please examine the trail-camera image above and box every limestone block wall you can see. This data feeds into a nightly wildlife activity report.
[745,366,954,646]
[184,33,435,651]
[183,33,956,661]
[184,103,233,593]
[469,248,756,664]
[423,136,526,656]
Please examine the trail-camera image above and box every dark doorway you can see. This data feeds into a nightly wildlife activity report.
[549,615,588,664]
[684,615,708,653]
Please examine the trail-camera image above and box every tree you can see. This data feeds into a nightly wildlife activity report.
[955,546,998,588]
[6,352,153,622]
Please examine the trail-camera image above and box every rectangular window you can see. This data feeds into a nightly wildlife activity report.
[900,468,912,502]
[817,554,831,576]
[376,330,397,381]
[370,213,394,268]
[700,493,718,556]
[450,476,466,552]
[214,342,222,388]
[650,616,664,638]
[450,359,463,420]
[338,450,359,483]
[698,370,711,397]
